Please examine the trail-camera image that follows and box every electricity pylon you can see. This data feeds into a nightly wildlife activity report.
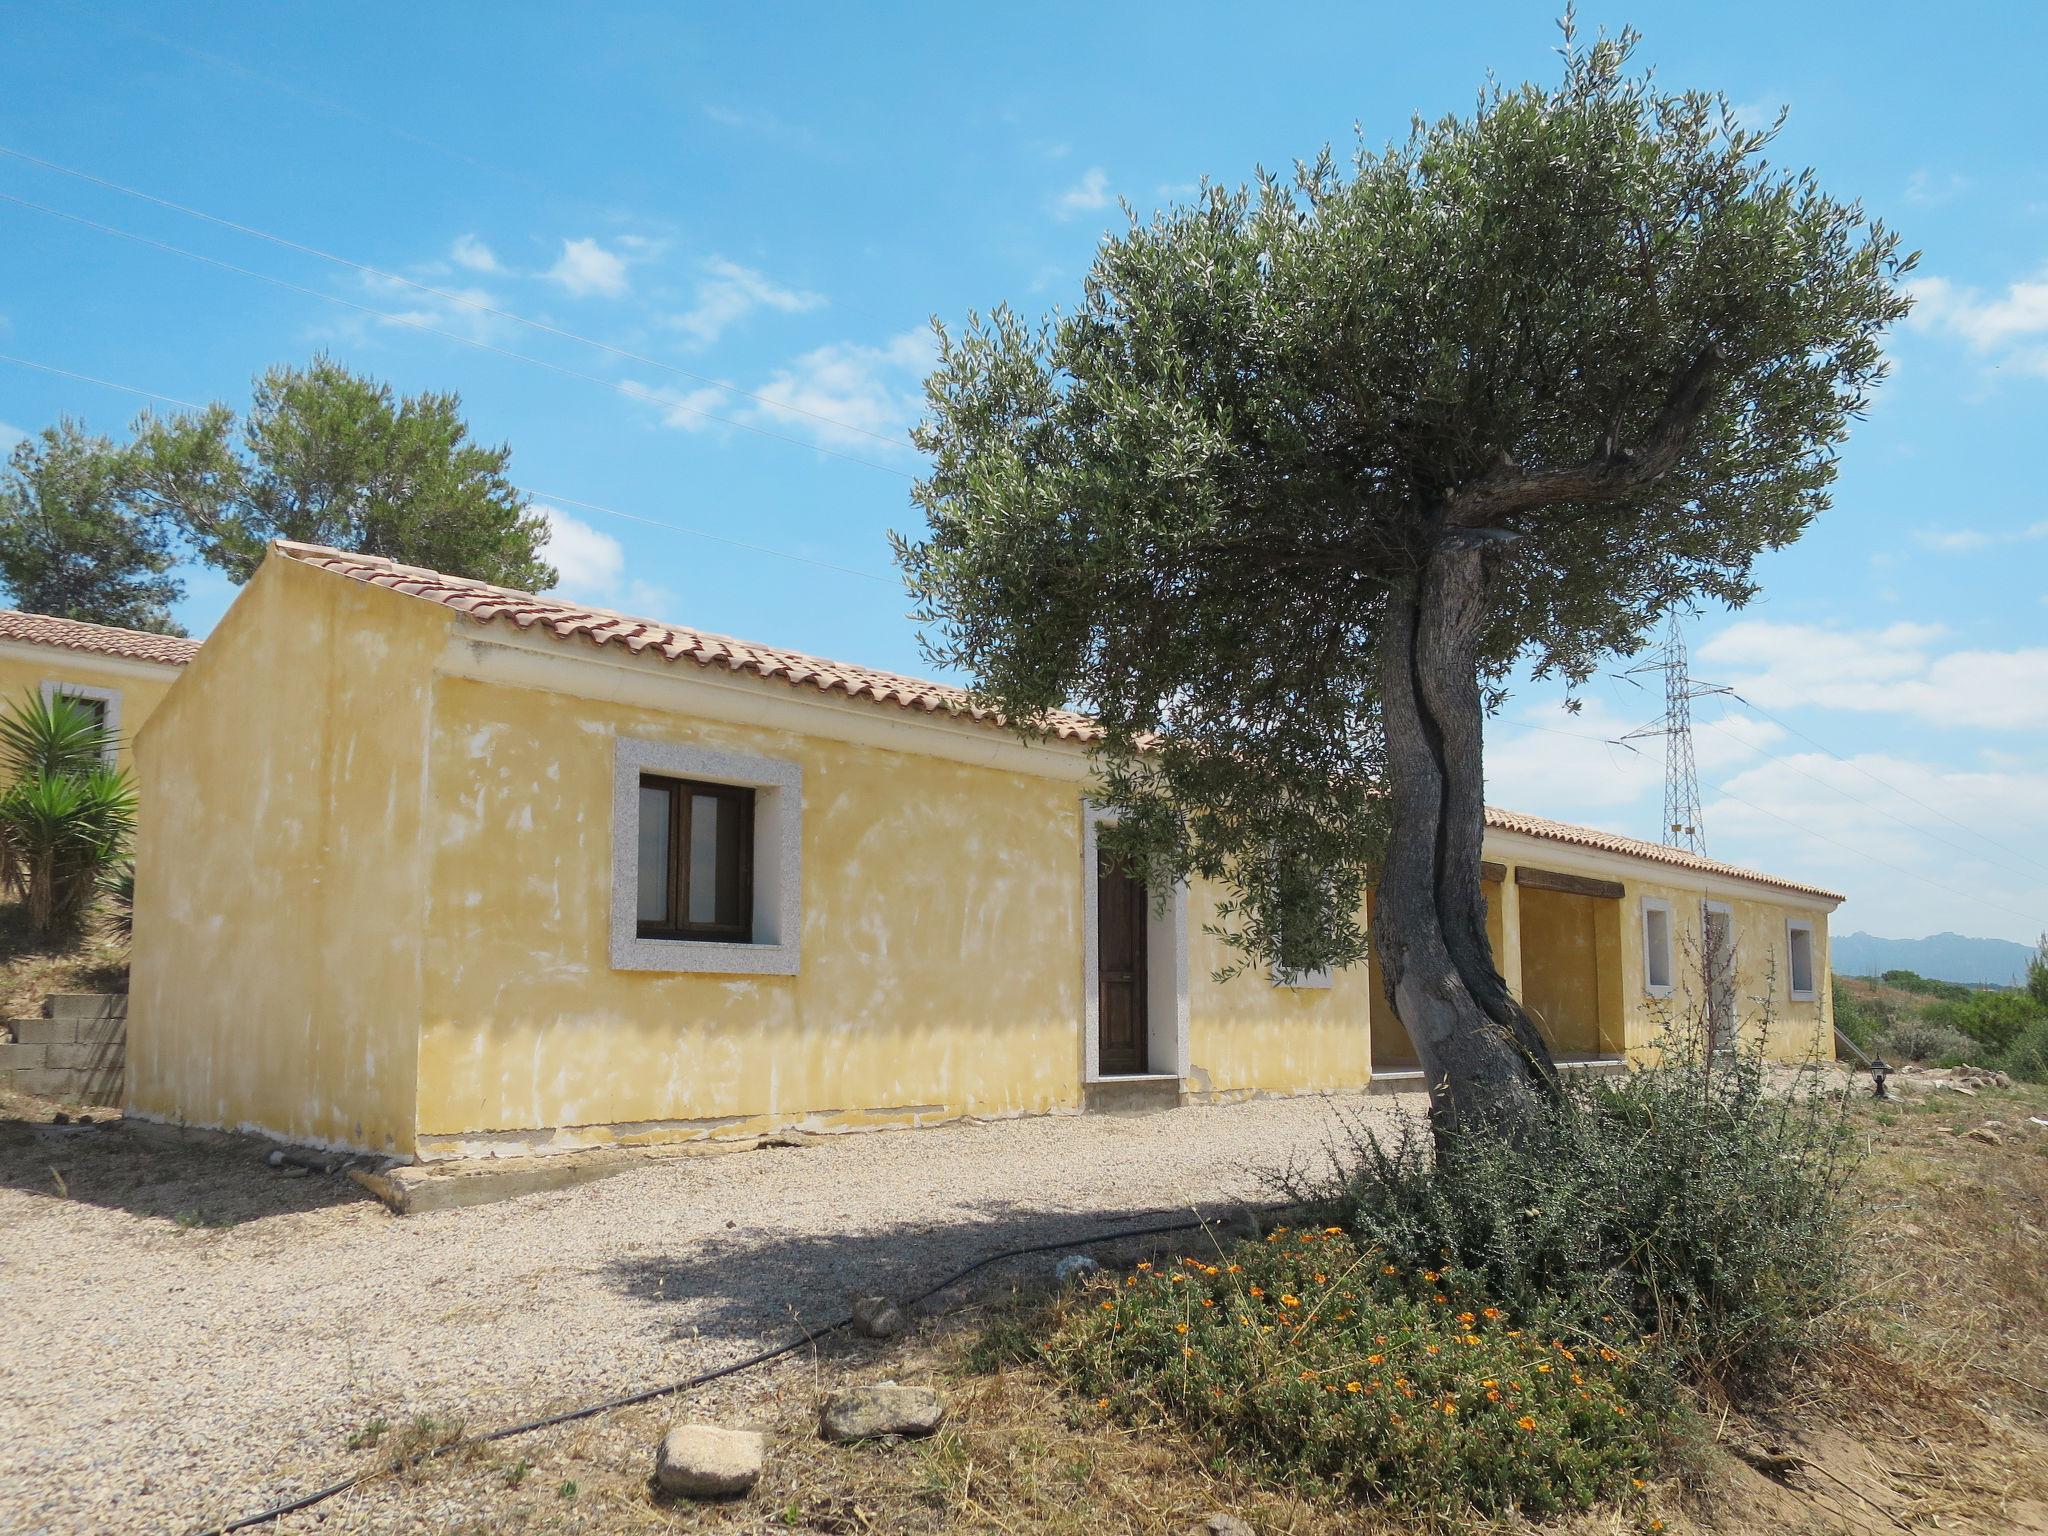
[1619,614,1731,854]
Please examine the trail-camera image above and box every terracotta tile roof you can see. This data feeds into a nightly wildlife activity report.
[1485,806,1844,904]
[271,541,1103,741]
[0,609,199,667]
[273,542,1841,903]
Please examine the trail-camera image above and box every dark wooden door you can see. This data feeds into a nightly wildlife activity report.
[1097,849,1149,1075]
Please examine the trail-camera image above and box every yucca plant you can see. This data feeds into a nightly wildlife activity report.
[0,693,138,936]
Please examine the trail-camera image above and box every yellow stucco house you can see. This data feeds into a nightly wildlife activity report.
[0,609,198,774]
[126,543,1840,1160]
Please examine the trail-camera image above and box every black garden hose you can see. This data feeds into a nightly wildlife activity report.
[192,1207,1265,1534]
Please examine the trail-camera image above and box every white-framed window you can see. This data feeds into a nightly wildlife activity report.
[610,736,801,975]
[1641,897,1675,996]
[1785,917,1817,1001]
[39,680,121,764]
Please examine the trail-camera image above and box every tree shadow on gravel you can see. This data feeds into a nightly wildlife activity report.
[0,1113,371,1225]
[599,1194,1290,1343]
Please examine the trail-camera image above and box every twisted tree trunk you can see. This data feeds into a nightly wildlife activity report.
[1372,537,1560,1139]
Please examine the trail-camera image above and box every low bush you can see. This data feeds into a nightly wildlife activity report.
[1993,1014,2048,1084]
[1923,990,2047,1053]
[1285,1030,1857,1396]
[1033,1230,1667,1516]
[1881,1017,1977,1066]
[1879,969,1973,1002]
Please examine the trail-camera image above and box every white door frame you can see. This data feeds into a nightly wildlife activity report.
[1079,800,1189,1083]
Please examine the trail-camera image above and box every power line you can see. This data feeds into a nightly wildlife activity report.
[0,191,917,482]
[1726,693,2048,879]
[0,350,899,587]
[0,143,913,450]
[1705,780,2046,930]
[1491,713,2047,929]
[1695,715,2048,893]
[521,486,898,585]
[0,352,203,410]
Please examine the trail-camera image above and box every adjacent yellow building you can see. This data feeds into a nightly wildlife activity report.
[0,610,197,774]
[126,543,1840,1160]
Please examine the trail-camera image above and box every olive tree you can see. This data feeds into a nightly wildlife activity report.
[898,29,1911,1134]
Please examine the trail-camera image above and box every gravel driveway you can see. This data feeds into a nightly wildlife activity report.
[0,1089,1412,1535]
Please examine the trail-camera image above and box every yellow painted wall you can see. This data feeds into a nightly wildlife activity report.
[413,672,1091,1150]
[1184,885,1374,1100]
[0,645,180,777]
[126,558,447,1153]
[1516,885,1626,1056]
[1603,870,1832,1061]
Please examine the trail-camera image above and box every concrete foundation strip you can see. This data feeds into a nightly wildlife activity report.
[190,1205,1281,1534]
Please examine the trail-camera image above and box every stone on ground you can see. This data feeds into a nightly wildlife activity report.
[819,1382,945,1442]
[1184,1514,1256,1536]
[653,1422,764,1498]
[850,1295,904,1338]
[1965,1127,2003,1146]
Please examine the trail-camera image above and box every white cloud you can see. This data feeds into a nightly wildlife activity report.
[642,329,933,450]
[547,237,632,299]
[449,234,501,273]
[1911,521,2048,553]
[357,273,503,340]
[669,257,824,347]
[1703,750,2048,942]
[1903,169,1970,207]
[1906,270,2048,375]
[1053,167,1112,220]
[537,505,674,617]
[1699,619,2048,731]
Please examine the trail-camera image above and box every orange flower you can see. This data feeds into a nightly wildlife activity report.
[1201,1299,1216,1309]
[1425,1344,1440,1355]
[1299,1369,1318,1381]
[1324,1226,1344,1234]
[1486,1389,1501,1402]
[1482,1306,1502,1320]
[1137,1262,1152,1271]
[1536,1362,1552,1374]
[1099,1300,1114,1311]
[1518,1415,1537,1432]
[1226,1264,1241,1274]
[1174,1323,1189,1335]
[1367,1353,1384,1366]
[1381,1264,1398,1275]
[1441,1402,1458,1417]
[1457,1311,1476,1325]
[1249,1286,1264,1298]
[1313,1273,1328,1284]
[1434,1294,1449,1304]
[1346,1381,1362,1393]
[1097,1396,1109,1408]
[1280,1294,1302,1309]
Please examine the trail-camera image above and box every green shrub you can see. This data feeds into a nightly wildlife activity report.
[1037,1230,1666,1516]
[1879,969,1972,1002]
[0,693,137,936]
[1831,978,1882,1051]
[1922,991,2046,1053]
[1880,1017,1977,1065]
[1283,1030,1856,1396]
[1993,1014,2048,1084]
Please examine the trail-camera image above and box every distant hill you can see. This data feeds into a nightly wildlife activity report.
[1830,931,2037,987]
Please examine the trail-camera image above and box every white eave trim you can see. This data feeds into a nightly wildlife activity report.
[438,625,1097,785]
[0,636,185,684]
[1481,828,1841,912]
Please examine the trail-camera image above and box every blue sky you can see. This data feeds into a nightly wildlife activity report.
[1,3,2043,944]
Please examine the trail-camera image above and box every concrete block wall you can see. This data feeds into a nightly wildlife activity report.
[0,994,125,1105]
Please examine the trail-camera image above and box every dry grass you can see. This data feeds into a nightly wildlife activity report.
[273,1084,2048,1535]
[0,894,126,1027]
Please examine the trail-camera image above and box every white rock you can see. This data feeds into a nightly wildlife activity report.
[654,1422,763,1499]
[1053,1254,1099,1284]
[850,1296,904,1339]
[820,1383,945,1442]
